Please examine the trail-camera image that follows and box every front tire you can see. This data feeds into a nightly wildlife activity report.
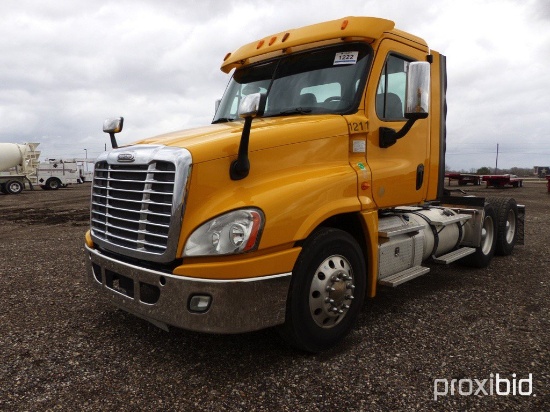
[279,228,366,352]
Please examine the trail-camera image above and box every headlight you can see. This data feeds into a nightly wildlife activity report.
[183,209,264,257]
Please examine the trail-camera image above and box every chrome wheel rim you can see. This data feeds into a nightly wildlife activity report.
[505,209,516,244]
[309,255,355,328]
[481,215,495,255]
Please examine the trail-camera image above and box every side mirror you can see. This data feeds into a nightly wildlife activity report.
[103,117,124,149]
[238,92,267,118]
[103,117,124,134]
[379,62,430,148]
[405,62,430,119]
[230,93,267,180]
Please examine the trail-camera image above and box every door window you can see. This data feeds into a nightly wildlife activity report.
[376,55,410,120]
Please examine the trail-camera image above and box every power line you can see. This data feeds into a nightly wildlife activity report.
[447,151,550,155]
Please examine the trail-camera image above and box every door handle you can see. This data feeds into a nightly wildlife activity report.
[416,164,424,190]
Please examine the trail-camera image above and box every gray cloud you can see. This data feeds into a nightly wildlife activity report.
[0,0,548,169]
[532,0,550,20]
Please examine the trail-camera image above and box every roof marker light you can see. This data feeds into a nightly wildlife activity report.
[269,36,277,46]
[282,32,290,42]
[341,19,349,30]
[223,52,231,61]
[256,39,265,49]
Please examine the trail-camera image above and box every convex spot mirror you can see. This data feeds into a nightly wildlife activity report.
[238,92,267,118]
[103,117,124,134]
[103,117,124,149]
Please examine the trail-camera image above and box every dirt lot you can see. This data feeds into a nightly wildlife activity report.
[0,181,548,411]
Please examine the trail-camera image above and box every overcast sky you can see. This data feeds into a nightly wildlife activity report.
[1,0,549,171]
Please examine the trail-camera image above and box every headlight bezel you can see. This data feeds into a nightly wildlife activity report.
[183,208,265,257]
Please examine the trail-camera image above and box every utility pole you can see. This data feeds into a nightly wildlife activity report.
[495,143,499,174]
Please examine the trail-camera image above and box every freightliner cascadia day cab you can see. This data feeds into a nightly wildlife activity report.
[85,17,524,352]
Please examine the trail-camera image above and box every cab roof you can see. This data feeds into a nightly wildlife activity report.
[220,16,427,73]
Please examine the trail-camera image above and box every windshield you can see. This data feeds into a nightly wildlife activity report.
[213,43,372,123]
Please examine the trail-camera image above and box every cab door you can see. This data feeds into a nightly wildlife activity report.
[365,40,430,208]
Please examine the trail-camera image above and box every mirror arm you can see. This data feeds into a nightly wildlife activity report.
[379,113,428,149]
[230,116,253,180]
[229,92,266,180]
[103,117,123,149]
[109,133,119,149]
[379,118,415,149]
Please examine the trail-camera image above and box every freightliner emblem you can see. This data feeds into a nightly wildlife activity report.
[117,153,135,162]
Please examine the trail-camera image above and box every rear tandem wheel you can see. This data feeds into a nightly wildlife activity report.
[45,178,62,190]
[487,197,518,256]
[5,180,24,194]
[460,202,497,268]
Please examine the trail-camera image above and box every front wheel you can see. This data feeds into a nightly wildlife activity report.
[279,228,366,352]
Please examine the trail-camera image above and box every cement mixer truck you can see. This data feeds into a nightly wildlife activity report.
[0,143,40,194]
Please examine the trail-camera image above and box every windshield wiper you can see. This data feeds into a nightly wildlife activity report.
[212,117,236,124]
[278,107,312,116]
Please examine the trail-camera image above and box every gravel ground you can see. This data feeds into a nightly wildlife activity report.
[0,181,548,411]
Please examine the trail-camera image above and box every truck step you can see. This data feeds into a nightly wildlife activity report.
[379,266,430,287]
[427,213,471,227]
[378,223,423,238]
[432,247,476,264]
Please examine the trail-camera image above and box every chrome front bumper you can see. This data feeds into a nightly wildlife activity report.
[85,246,292,333]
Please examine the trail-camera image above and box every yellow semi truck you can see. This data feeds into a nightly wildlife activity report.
[84,17,524,352]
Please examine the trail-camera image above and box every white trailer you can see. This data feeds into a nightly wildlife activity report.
[0,143,40,195]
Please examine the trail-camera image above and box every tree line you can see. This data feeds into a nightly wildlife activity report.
[445,166,538,177]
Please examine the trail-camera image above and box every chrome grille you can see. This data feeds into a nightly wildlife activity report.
[90,145,192,263]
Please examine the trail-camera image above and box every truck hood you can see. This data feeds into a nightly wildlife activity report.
[134,116,349,164]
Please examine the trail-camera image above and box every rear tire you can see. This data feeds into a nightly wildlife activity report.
[278,228,366,352]
[460,203,497,268]
[487,197,518,256]
[5,180,23,194]
[46,178,61,190]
